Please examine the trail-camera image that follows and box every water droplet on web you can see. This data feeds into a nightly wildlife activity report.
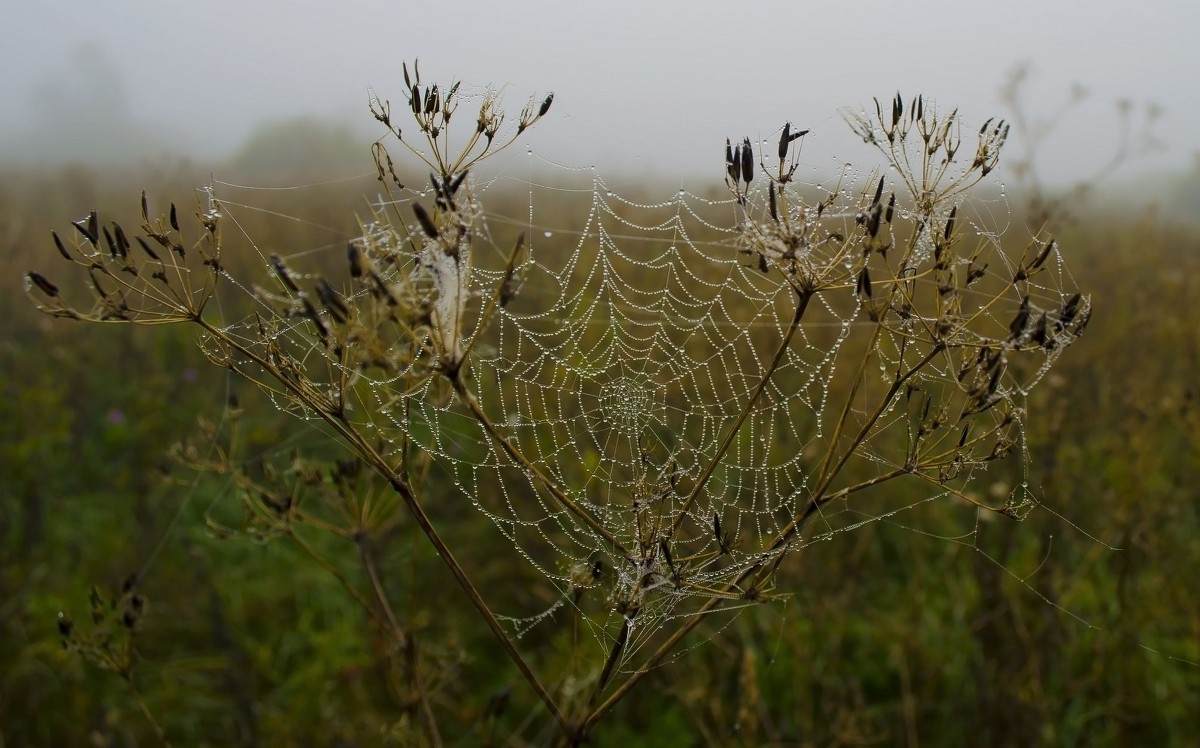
[544,231,553,238]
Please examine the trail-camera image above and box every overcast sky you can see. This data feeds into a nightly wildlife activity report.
[2,1,1195,186]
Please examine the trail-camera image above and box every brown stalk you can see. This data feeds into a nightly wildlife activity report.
[195,318,573,738]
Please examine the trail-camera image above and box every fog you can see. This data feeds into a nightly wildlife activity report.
[2,0,1196,187]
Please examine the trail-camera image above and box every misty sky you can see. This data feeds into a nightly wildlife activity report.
[2,1,1196,186]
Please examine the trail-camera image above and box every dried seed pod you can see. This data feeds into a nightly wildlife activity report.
[316,278,349,323]
[270,255,300,294]
[300,296,329,342]
[113,223,131,259]
[943,205,957,242]
[966,262,987,285]
[51,231,71,261]
[740,137,754,185]
[102,226,119,258]
[27,272,59,297]
[1060,292,1082,326]
[885,193,895,223]
[135,236,161,262]
[726,139,740,184]
[1009,295,1030,337]
[856,266,873,298]
[865,202,882,238]
[538,92,554,117]
[73,214,98,246]
[169,203,180,231]
[768,182,778,223]
[412,203,438,239]
[140,190,149,221]
[1030,238,1056,271]
[873,175,885,205]
[347,242,364,278]
[778,122,791,160]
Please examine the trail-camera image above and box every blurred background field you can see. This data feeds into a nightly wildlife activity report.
[1,110,1198,745]
[2,2,1200,744]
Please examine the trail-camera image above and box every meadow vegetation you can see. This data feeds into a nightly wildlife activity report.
[2,67,1198,746]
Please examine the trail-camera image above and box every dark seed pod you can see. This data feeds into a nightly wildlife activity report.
[270,254,300,293]
[768,182,778,222]
[73,213,98,246]
[873,176,885,205]
[865,203,882,238]
[102,226,119,258]
[856,266,873,298]
[412,203,438,239]
[966,262,987,285]
[778,122,791,160]
[958,424,970,448]
[726,139,740,184]
[300,297,329,342]
[169,204,180,231]
[316,278,349,323]
[448,170,468,195]
[27,272,59,297]
[113,223,131,258]
[57,612,74,638]
[1060,293,1082,326]
[135,236,161,261]
[944,205,957,242]
[347,242,364,278]
[1009,295,1030,337]
[51,231,71,261]
[141,190,149,221]
[885,193,895,223]
[740,137,754,185]
[411,84,421,114]
[1031,312,1050,347]
[538,92,554,117]
[1030,238,1056,271]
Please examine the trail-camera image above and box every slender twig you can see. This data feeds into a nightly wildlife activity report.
[195,318,574,738]
[358,535,442,747]
[669,289,813,537]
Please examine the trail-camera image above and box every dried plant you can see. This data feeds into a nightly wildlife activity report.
[27,65,1089,745]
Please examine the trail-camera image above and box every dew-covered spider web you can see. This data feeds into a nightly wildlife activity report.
[195,110,1102,670]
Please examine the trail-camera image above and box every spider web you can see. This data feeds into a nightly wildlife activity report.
[198,120,1093,671]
